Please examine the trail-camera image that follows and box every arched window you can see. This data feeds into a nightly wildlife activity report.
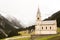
[46,27,47,29]
[50,27,51,29]
[42,27,43,29]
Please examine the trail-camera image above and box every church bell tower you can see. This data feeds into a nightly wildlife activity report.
[35,7,41,34]
[36,8,41,21]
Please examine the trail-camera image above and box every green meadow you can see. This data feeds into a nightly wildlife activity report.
[1,27,60,40]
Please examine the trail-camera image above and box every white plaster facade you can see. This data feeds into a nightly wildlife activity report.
[35,8,57,35]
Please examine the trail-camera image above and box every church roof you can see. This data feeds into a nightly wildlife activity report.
[41,20,56,25]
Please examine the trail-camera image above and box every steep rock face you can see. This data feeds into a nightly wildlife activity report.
[6,15,23,29]
[44,11,60,27]
[0,14,19,38]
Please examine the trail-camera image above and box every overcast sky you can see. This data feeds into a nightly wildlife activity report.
[0,0,60,27]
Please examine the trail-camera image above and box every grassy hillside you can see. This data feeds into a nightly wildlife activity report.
[34,34,60,40]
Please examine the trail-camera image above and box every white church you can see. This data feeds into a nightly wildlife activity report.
[35,8,57,35]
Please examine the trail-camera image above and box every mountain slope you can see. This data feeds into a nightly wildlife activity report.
[0,14,20,38]
[44,11,60,27]
[6,15,23,29]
